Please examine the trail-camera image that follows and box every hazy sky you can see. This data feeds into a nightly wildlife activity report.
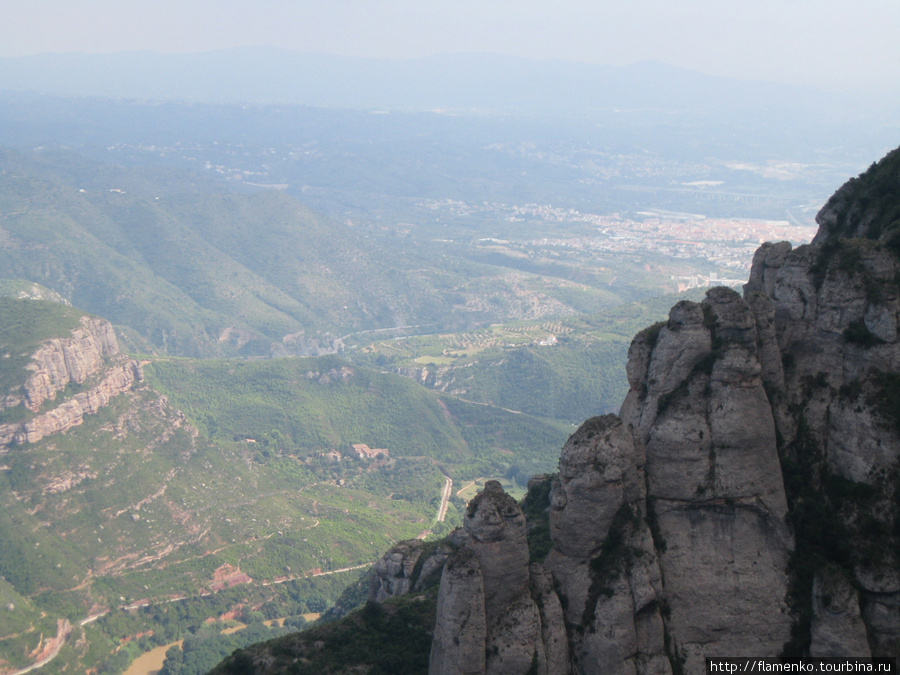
[3,0,898,93]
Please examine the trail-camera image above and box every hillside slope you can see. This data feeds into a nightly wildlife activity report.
[0,297,568,673]
[0,149,454,357]
[215,148,900,673]
[0,148,673,359]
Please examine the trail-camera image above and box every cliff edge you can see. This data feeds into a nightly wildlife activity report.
[0,311,142,451]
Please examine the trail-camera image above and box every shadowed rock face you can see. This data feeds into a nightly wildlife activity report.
[464,481,531,623]
[430,547,489,675]
[549,415,643,561]
[422,147,900,674]
[812,147,900,244]
[368,533,463,604]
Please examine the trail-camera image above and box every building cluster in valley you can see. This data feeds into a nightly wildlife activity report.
[429,200,817,275]
[324,443,390,462]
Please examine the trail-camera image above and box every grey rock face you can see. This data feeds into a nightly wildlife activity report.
[529,564,570,674]
[620,287,794,672]
[464,480,532,626]
[549,416,643,562]
[810,567,872,657]
[430,481,571,675]
[426,239,900,671]
[542,416,667,675]
[430,548,488,675]
[369,533,460,605]
[656,501,792,667]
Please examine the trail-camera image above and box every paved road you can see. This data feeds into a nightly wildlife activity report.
[436,476,453,523]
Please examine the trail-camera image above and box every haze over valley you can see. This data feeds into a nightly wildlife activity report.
[0,40,897,674]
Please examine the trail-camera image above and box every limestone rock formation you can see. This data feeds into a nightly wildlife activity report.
[423,147,900,673]
[544,416,668,675]
[209,151,900,675]
[0,315,142,451]
[430,480,569,675]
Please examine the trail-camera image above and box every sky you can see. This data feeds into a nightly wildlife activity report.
[3,0,899,94]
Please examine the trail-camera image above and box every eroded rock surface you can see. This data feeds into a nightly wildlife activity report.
[369,537,458,603]
[0,315,142,451]
[430,481,570,675]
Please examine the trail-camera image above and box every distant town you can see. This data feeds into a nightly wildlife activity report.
[104,139,821,290]
[423,198,818,287]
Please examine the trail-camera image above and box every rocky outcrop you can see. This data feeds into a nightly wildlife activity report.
[422,147,900,673]
[430,480,569,675]
[619,285,794,670]
[369,536,459,603]
[209,151,900,675]
[811,146,900,244]
[544,416,667,675]
[745,233,900,658]
[1,316,122,412]
[0,315,142,451]
[809,566,872,658]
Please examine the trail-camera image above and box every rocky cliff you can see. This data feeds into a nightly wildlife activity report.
[0,314,142,450]
[213,149,900,675]
[422,147,900,672]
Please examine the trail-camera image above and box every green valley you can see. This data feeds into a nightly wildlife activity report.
[0,285,693,673]
[0,296,592,673]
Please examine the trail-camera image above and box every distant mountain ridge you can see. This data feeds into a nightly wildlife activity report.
[0,48,875,117]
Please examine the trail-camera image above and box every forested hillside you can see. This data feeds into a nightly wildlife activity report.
[0,148,681,359]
